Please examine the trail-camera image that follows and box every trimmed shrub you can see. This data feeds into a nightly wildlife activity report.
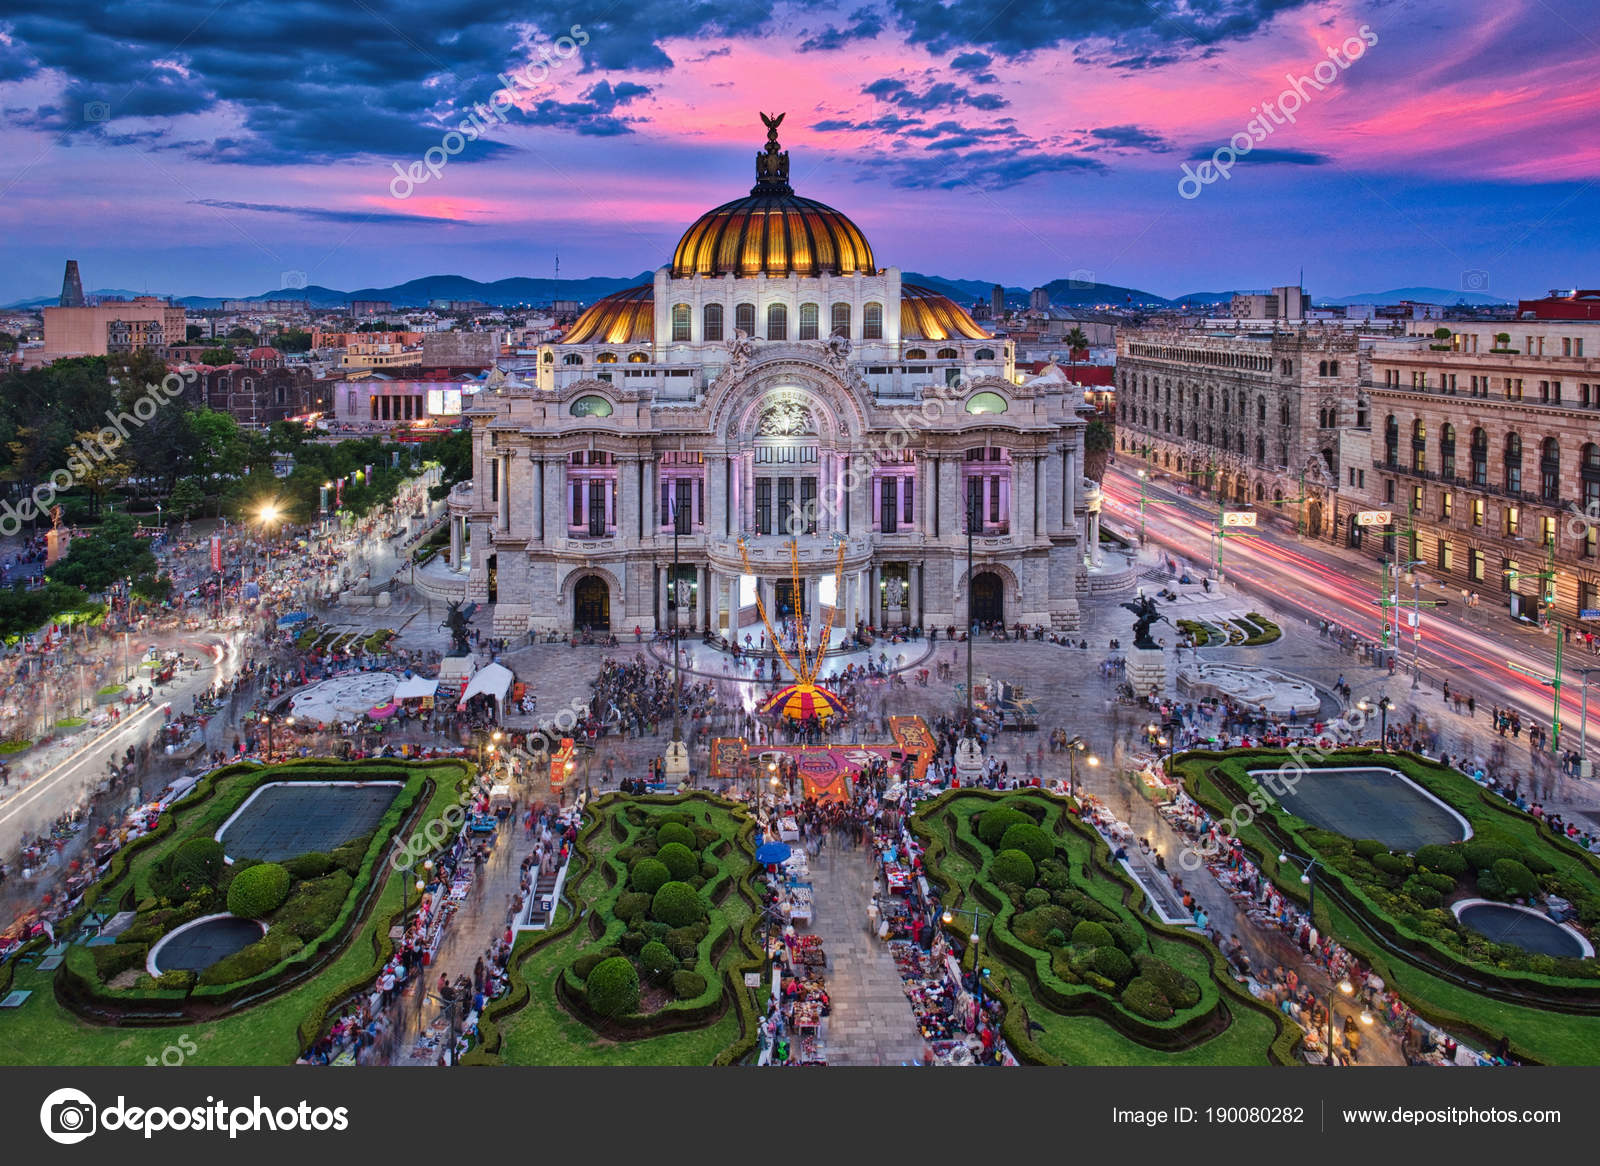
[1353,839,1388,859]
[1135,954,1201,1009]
[670,970,707,1000]
[1045,928,1067,948]
[977,806,1032,848]
[615,892,652,924]
[1491,858,1539,899]
[1464,841,1517,872]
[1071,920,1113,948]
[638,940,679,981]
[1050,950,1081,983]
[329,834,371,874]
[699,860,718,880]
[990,849,1036,889]
[619,930,648,956]
[1012,904,1077,950]
[999,823,1055,865]
[630,857,672,896]
[1023,888,1051,910]
[1107,921,1143,956]
[282,852,337,880]
[651,881,705,927]
[1371,853,1411,878]
[153,969,195,991]
[1524,852,1557,876]
[198,929,301,986]
[273,870,354,940]
[93,942,148,981]
[171,838,226,892]
[1121,976,1174,1020]
[655,823,697,851]
[1401,877,1444,909]
[586,957,640,1017]
[656,842,699,882]
[1414,844,1468,879]
[573,950,610,981]
[1419,871,1457,894]
[1089,944,1134,985]
[227,862,290,918]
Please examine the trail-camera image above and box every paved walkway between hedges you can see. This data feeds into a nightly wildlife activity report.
[806,837,927,1065]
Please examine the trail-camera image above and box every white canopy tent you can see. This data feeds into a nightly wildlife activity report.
[393,676,439,701]
[459,661,514,719]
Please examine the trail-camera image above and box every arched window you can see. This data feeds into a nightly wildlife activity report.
[1222,393,1230,415]
[1318,360,1328,376]
[1383,415,1398,467]
[1440,423,1456,478]
[1581,443,1600,514]
[1540,437,1561,502]
[936,347,958,360]
[1470,427,1488,486]
[1236,432,1246,454]
[1257,395,1266,422]
[703,303,724,342]
[542,351,553,364]
[735,302,756,335]
[1255,482,1265,501]
[974,347,995,360]
[798,302,819,340]
[563,353,583,365]
[627,351,649,363]
[1255,435,1265,463]
[1279,401,1290,425]
[830,302,851,337]
[863,301,883,340]
[1412,418,1427,472]
[596,352,618,363]
[766,303,787,341]
[671,303,691,342]
[1504,432,1523,493]
[905,348,927,360]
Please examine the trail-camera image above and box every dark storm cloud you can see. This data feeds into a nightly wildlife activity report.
[1186,146,1331,165]
[857,145,1104,190]
[0,1,748,162]
[949,51,991,72]
[1087,124,1173,152]
[190,198,452,225]
[886,0,1313,58]
[861,77,1008,112]
[799,6,886,52]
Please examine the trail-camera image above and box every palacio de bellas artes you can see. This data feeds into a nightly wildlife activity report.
[450,118,1098,639]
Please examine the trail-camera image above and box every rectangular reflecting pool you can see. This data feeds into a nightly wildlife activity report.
[1248,765,1470,852]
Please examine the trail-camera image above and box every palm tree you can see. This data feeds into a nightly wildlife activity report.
[1083,419,1114,482]
[1064,327,1089,364]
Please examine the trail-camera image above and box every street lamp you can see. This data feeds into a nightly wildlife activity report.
[1325,977,1354,1065]
[1065,735,1099,798]
[1355,696,1392,752]
[1147,720,1176,775]
[1401,559,1424,689]
[940,905,994,1031]
[1278,849,1324,920]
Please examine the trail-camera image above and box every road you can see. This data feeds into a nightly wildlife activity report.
[0,631,242,856]
[1099,464,1600,761]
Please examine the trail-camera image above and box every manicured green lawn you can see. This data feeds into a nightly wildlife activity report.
[0,759,470,1065]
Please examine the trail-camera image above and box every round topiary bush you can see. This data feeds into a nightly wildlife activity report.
[1371,852,1411,878]
[1121,975,1174,1020]
[670,970,707,1000]
[171,838,226,893]
[1023,888,1051,910]
[586,956,640,1017]
[977,806,1032,848]
[655,822,697,851]
[1089,944,1134,985]
[1134,954,1201,1009]
[990,848,1036,888]
[1071,920,1113,948]
[1464,841,1517,872]
[655,842,699,882]
[1414,844,1468,879]
[226,862,290,917]
[1353,839,1388,859]
[615,891,652,923]
[1491,858,1538,899]
[630,857,671,895]
[998,822,1055,865]
[638,940,679,981]
[651,881,706,927]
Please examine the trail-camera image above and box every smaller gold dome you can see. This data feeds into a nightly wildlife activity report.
[900,284,990,341]
[563,285,654,345]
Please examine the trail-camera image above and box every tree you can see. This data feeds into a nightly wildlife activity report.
[168,478,205,520]
[1064,326,1089,361]
[1083,418,1114,482]
[275,328,313,353]
[47,511,156,592]
[225,326,257,344]
[71,429,131,519]
[200,346,236,365]
[186,324,204,342]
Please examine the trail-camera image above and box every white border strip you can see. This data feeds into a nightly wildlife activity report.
[1247,765,1473,846]
[214,780,405,863]
[1450,897,1595,959]
[146,913,268,977]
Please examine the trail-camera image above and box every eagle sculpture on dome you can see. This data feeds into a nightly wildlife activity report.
[755,112,790,191]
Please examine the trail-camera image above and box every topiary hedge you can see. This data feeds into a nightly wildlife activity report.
[670,970,707,1000]
[999,823,1055,865]
[651,881,705,928]
[977,806,1033,849]
[1071,920,1113,948]
[630,857,671,896]
[655,842,699,882]
[655,822,696,851]
[586,956,640,1017]
[991,848,1036,888]
[638,940,679,982]
[226,862,291,917]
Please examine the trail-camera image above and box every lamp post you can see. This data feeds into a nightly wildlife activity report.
[1146,720,1176,775]
[1574,668,1600,778]
[940,905,994,1032]
[1278,849,1324,920]
[1356,697,1392,752]
[1325,976,1354,1065]
[1065,735,1099,798]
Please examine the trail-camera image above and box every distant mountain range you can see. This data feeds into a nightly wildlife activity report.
[5,275,1515,312]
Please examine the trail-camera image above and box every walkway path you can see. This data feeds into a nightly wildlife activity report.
[807,837,925,1066]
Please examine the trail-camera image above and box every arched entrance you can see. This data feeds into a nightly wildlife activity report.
[1307,500,1323,536]
[574,575,610,630]
[970,571,1004,626]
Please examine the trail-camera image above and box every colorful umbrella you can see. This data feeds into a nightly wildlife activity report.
[761,683,847,723]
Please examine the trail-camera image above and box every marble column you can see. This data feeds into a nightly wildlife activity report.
[1090,511,1103,566]
[1014,454,1034,540]
[642,457,656,539]
[869,564,881,627]
[845,570,858,630]
[658,566,669,630]
[707,454,727,538]
[618,457,638,547]
[534,458,545,540]
[910,562,922,627]
[543,456,564,546]
[450,514,463,566]
[741,451,756,532]
[1064,447,1079,531]
[498,453,511,529]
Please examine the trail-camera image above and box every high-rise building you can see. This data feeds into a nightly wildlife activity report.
[990,284,1005,319]
[58,260,85,308]
[1030,287,1051,312]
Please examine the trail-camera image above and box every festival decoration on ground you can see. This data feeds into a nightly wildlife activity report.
[761,682,848,723]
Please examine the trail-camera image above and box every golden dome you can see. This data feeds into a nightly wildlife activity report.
[563,284,654,345]
[900,284,991,341]
[671,114,876,279]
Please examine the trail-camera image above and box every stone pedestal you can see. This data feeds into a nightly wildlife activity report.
[1126,644,1168,700]
[955,737,985,786]
[663,739,691,783]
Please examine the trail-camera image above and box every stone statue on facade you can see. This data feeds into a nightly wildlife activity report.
[727,329,755,370]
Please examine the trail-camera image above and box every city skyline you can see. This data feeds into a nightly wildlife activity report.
[0,0,1594,302]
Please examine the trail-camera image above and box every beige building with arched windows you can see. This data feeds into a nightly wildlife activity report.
[449,119,1095,636]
